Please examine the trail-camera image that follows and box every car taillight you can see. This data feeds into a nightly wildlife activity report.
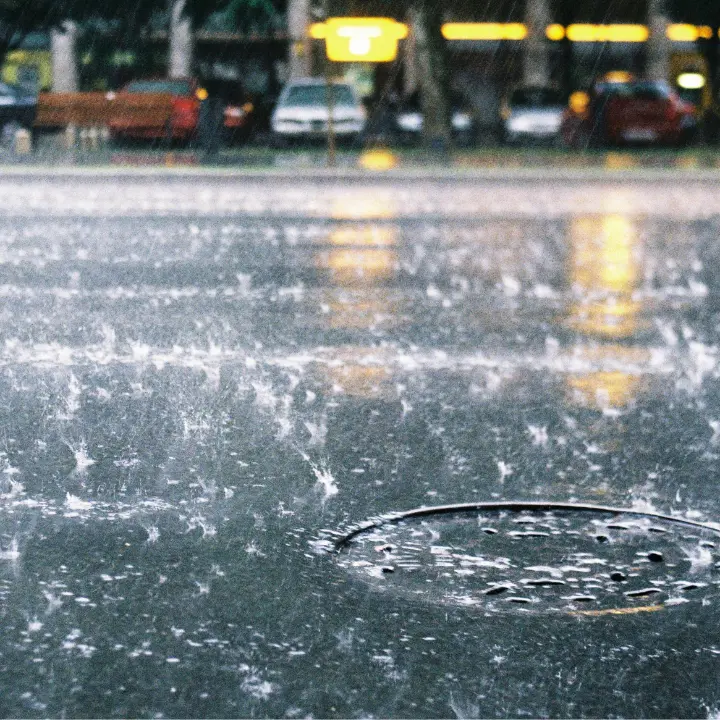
[174,97,196,114]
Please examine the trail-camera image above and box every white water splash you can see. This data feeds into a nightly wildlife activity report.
[300,451,338,499]
[683,544,714,573]
[527,425,548,447]
[0,536,19,561]
[497,461,513,483]
[70,442,95,473]
[65,494,93,511]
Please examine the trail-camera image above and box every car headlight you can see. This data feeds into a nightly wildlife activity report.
[452,114,472,130]
[397,114,423,131]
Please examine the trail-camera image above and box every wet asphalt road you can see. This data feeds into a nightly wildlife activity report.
[2,171,720,717]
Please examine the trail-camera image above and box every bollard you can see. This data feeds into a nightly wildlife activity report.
[88,126,99,151]
[79,127,89,150]
[64,124,77,150]
[14,128,31,154]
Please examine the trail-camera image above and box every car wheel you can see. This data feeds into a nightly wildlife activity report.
[454,131,474,148]
[551,133,565,150]
[270,134,289,149]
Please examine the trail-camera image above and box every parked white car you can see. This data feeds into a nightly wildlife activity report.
[271,78,366,145]
[500,86,566,144]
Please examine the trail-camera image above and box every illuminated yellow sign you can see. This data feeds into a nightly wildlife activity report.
[309,20,716,50]
[666,24,713,41]
[442,23,527,41]
[311,18,407,62]
[567,24,649,42]
[546,24,565,41]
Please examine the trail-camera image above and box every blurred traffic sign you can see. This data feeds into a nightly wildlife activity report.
[310,17,408,62]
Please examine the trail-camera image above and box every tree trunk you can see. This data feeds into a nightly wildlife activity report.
[646,0,670,82]
[51,21,79,92]
[556,0,574,99]
[524,0,551,87]
[408,0,451,151]
[169,0,193,79]
[287,0,311,80]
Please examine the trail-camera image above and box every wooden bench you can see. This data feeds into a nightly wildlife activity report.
[35,92,175,129]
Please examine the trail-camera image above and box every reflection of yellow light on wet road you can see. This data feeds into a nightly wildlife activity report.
[569,299,640,338]
[313,346,397,399]
[318,223,398,286]
[324,247,397,285]
[315,224,400,328]
[565,345,649,410]
[327,362,391,398]
[329,225,396,247]
[598,215,636,289]
[328,191,397,220]
[358,149,398,171]
[568,369,642,409]
[566,212,647,408]
[570,212,636,306]
[568,214,640,339]
[570,604,664,617]
[323,291,400,330]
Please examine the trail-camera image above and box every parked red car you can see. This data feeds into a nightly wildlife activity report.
[108,78,257,144]
[108,78,202,142]
[562,76,697,148]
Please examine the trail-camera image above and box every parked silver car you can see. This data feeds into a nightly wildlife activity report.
[270,78,366,146]
[500,86,566,144]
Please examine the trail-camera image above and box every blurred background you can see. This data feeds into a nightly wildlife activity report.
[1,0,720,155]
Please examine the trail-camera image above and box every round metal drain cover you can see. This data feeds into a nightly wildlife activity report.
[328,502,720,615]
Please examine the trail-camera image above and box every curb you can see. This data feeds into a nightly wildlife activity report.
[0,164,720,183]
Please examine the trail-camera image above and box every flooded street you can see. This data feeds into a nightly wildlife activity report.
[1,171,720,717]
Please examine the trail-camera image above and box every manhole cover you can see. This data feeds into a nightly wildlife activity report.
[326,502,720,615]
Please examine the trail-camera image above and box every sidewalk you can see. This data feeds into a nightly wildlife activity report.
[2,134,720,182]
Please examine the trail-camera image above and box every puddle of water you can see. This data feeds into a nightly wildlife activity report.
[330,504,720,614]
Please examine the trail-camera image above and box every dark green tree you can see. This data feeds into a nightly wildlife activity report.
[0,0,284,61]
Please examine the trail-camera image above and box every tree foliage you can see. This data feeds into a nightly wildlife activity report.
[0,0,287,48]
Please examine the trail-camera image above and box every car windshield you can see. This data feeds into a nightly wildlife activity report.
[283,84,356,107]
[0,83,19,98]
[399,91,468,113]
[124,80,192,95]
[510,88,564,107]
[598,81,671,100]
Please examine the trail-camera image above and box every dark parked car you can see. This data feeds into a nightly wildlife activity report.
[204,79,262,145]
[562,75,696,148]
[0,81,37,142]
[393,91,476,146]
